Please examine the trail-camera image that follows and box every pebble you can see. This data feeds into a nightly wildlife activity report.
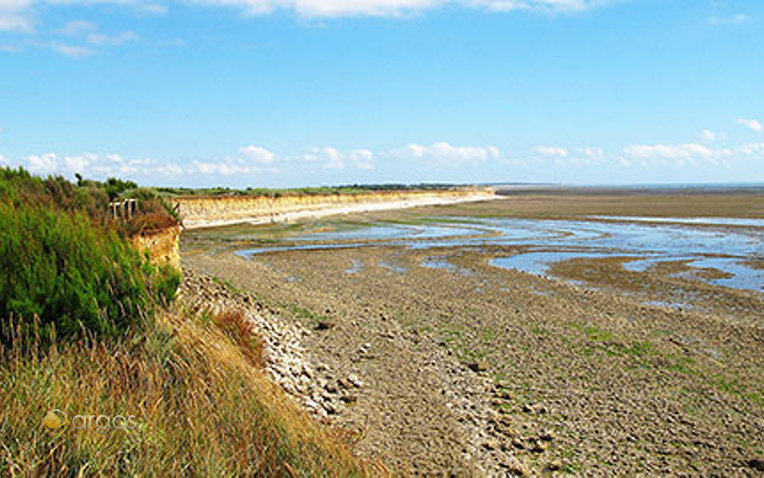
[468,360,489,372]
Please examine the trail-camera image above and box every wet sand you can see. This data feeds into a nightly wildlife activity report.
[182,193,764,475]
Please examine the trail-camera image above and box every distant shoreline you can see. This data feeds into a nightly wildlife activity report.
[181,190,498,230]
[493,184,764,196]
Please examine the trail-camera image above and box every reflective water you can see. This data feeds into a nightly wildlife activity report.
[421,256,474,276]
[237,216,763,292]
[491,250,644,276]
[345,259,363,274]
[591,216,764,228]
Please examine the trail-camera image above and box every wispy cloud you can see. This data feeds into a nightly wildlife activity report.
[622,143,713,163]
[533,145,568,157]
[50,41,95,57]
[0,0,34,32]
[7,135,764,184]
[0,0,618,30]
[392,142,500,161]
[19,20,139,56]
[699,129,727,143]
[620,141,764,167]
[239,145,276,163]
[469,0,614,13]
[737,118,763,133]
[86,30,137,45]
[10,140,506,180]
[198,0,618,17]
[709,13,749,25]
[56,19,96,35]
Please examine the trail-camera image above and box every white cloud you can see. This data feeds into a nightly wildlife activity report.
[240,145,275,163]
[577,146,604,158]
[622,143,713,164]
[136,2,168,14]
[0,0,33,32]
[0,0,616,27]
[249,0,614,18]
[709,14,749,25]
[190,0,443,18]
[469,0,613,13]
[530,145,605,167]
[24,152,164,177]
[302,146,344,168]
[533,145,567,157]
[27,153,60,173]
[9,136,764,185]
[736,142,764,156]
[286,0,442,18]
[87,30,137,46]
[623,143,712,159]
[737,118,763,133]
[57,19,96,35]
[349,149,374,170]
[618,141,764,167]
[395,141,500,161]
[64,152,96,173]
[699,129,727,143]
[192,160,252,175]
[50,41,94,57]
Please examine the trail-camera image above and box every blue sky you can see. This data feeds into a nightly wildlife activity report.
[1,0,763,187]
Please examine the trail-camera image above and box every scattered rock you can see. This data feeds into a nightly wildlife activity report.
[347,373,364,387]
[502,457,531,477]
[468,360,489,372]
[315,319,335,331]
[540,430,557,441]
[531,440,549,453]
[483,438,501,450]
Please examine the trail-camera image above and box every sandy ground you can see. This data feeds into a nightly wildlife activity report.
[182,194,764,475]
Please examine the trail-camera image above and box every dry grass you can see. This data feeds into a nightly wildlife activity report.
[213,309,265,368]
[0,307,374,476]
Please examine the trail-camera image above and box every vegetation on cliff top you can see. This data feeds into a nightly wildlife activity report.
[0,167,180,346]
[146,182,485,199]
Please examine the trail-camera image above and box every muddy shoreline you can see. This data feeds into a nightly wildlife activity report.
[182,194,764,475]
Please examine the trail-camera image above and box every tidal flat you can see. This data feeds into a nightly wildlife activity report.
[183,192,764,475]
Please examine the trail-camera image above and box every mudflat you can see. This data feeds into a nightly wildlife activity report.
[182,193,764,475]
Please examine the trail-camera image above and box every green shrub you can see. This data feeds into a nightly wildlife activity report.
[152,263,182,306]
[0,201,156,346]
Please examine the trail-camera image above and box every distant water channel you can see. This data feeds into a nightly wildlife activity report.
[237,216,764,292]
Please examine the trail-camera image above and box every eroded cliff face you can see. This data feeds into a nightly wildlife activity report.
[131,226,181,269]
[177,189,495,229]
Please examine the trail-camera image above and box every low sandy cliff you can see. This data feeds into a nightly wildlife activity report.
[178,189,496,229]
[131,225,182,268]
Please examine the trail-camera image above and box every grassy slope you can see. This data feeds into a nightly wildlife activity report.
[0,305,370,476]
